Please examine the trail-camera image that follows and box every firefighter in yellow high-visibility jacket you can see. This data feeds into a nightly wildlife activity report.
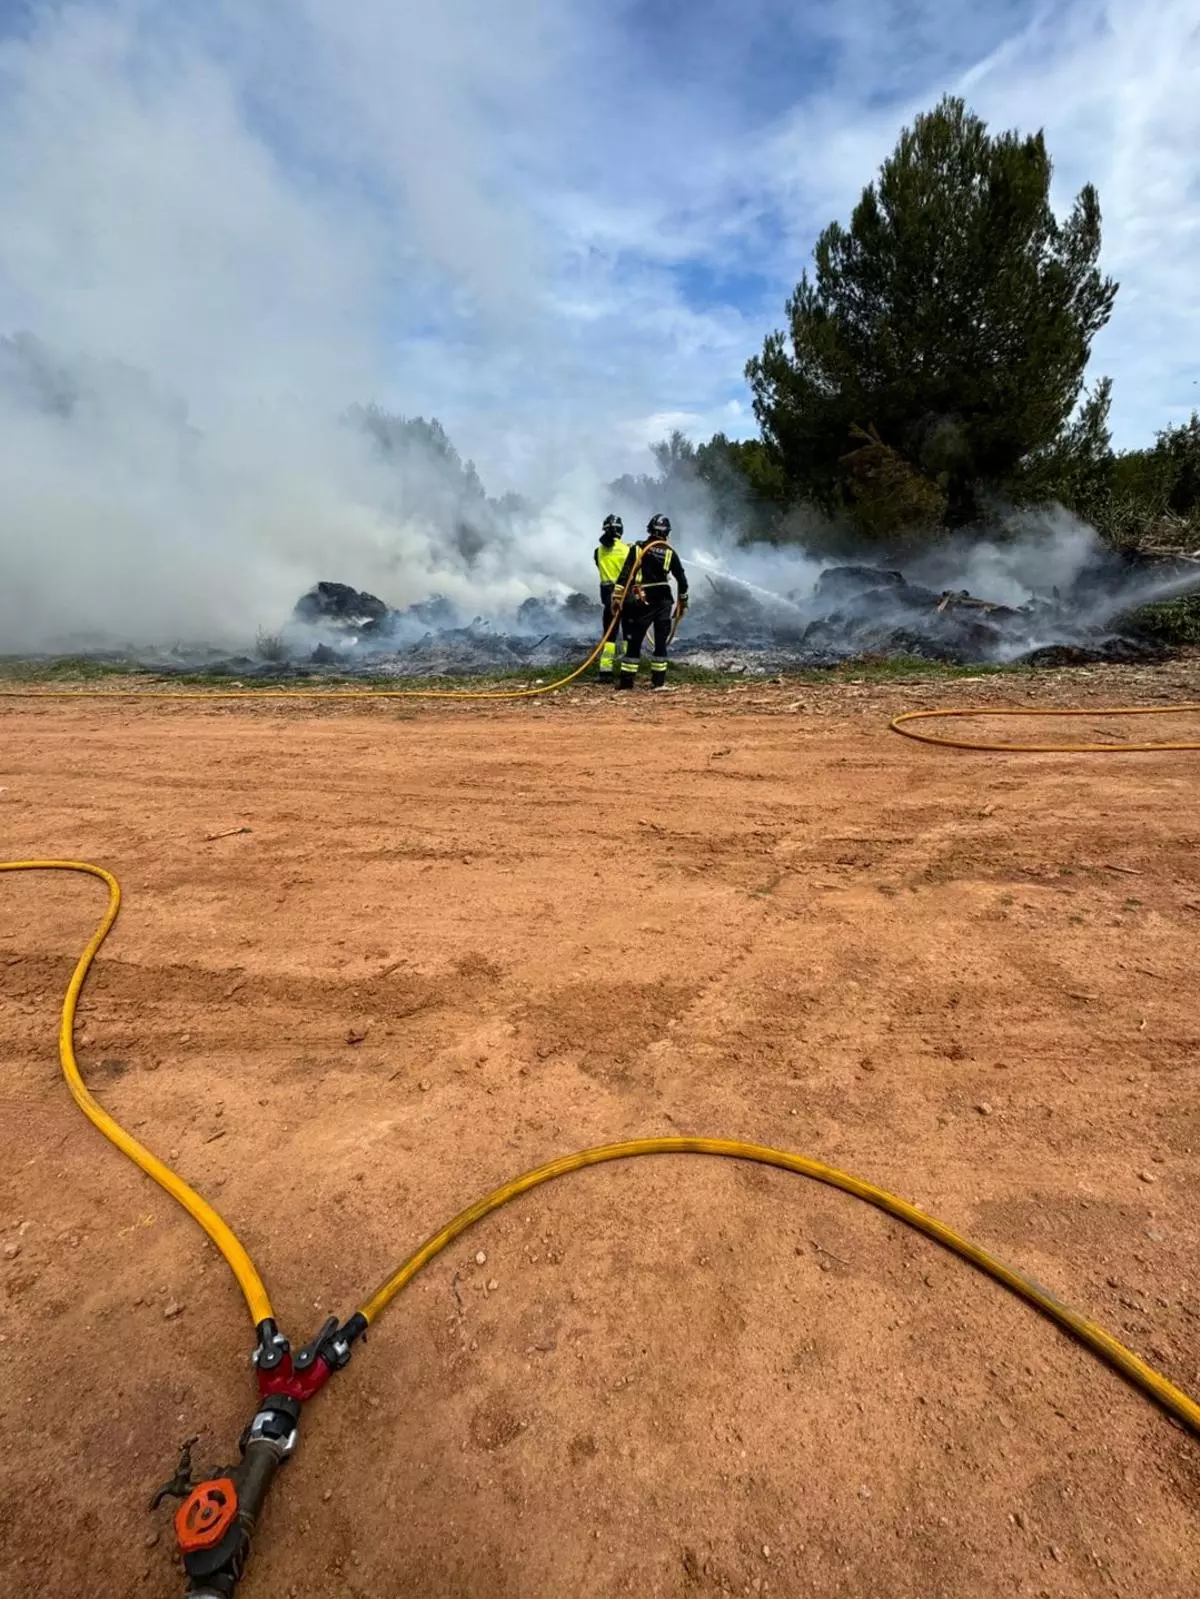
[593,514,631,680]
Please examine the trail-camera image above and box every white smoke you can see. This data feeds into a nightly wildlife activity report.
[0,0,621,651]
[905,506,1107,608]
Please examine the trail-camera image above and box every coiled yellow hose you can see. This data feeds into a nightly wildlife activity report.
[890,702,1200,752]
[6,861,1199,1433]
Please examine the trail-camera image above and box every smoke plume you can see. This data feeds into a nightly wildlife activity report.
[0,0,608,651]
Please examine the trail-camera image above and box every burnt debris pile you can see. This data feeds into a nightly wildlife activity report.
[51,546,1194,680]
[292,581,390,633]
[797,565,1038,662]
[270,545,1200,677]
[788,549,1200,666]
[277,582,604,677]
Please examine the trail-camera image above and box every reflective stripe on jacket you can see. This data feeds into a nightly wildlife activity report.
[616,540,689,599]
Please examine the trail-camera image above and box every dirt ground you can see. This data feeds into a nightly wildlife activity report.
[2,660,1200,1599]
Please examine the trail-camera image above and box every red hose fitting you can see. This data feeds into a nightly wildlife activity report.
[256,1349,334,1403]
[253,1313,364,1402]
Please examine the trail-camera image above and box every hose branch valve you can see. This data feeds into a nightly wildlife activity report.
[153,1311,367,1597]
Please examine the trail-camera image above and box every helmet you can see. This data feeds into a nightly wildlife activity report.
[647,514,671,539]
[601,514,623,542]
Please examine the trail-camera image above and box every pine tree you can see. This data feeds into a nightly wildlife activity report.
[746,96,1117,525]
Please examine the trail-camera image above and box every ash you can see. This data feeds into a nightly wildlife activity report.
[264,548,1199,679]
[29,547,1198,681]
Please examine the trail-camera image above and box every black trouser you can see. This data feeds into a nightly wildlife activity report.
[619,596,673,684]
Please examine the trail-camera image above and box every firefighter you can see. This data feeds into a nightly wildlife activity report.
[611,514,689,690]
[593,514,630,680]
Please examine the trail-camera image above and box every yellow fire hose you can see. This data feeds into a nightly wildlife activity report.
[0,861,275,1325]
[5,859,1199,1441]
[0,632,612,704]
[353,1140,1200,1435]
[890,702,1200,752]
[0,543,677,705]
[6,673,1200,1588]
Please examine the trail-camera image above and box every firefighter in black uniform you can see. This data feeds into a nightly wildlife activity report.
[611,514,689,690]
[593,514,630,680]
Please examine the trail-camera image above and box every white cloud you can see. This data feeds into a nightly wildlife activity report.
[959,0,1200,442]
[621,399,752,453]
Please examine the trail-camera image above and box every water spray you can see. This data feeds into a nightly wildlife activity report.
[687,552,812,614]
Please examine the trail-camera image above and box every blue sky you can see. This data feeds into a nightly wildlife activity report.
[1,0,1198,493]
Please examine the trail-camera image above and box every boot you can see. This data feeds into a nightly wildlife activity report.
[617,671,635,690]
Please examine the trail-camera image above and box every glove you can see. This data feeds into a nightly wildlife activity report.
[678,594,689,612]
[612,585,625,606]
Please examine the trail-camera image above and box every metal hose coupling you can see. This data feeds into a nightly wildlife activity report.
[173,1394,300,1597]
[158,1312,367,1596]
